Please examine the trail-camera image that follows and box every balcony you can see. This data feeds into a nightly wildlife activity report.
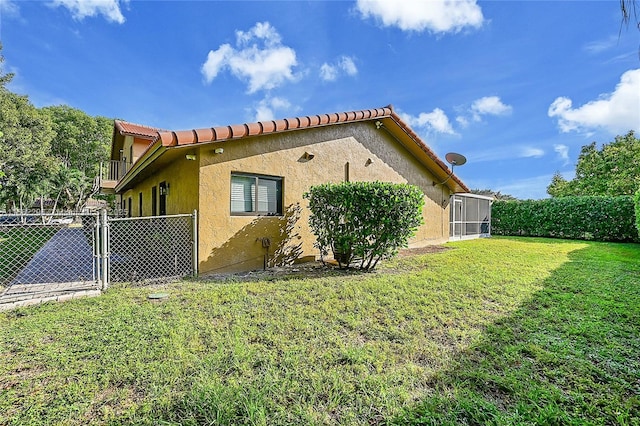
[100,160,129,194]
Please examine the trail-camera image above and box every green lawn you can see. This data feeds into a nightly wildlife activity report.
[0,237,638,425]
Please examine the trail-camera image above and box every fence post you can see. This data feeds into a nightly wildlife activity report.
[192,209,198,278]
[100,209,109,290]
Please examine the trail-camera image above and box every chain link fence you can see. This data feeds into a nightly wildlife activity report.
[1,212,197,307]
[0,214,99,289]
[108,214,196,285]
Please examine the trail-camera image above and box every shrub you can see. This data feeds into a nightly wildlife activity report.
[492,196,639,242]
[304,181,424,270]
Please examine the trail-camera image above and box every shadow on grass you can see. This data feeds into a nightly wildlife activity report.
[390,241,640,425]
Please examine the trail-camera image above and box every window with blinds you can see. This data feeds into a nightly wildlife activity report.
[231,173,283,215]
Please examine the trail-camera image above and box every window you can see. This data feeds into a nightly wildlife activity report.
[138,192,143,217]
[231,173,282,215]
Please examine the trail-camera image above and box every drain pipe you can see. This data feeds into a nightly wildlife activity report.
[260,237,272,270]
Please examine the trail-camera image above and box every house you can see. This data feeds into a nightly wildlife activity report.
[101,105,472,274]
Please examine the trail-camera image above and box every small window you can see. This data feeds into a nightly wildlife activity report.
[138,192,143,217]
[231,173,282,215]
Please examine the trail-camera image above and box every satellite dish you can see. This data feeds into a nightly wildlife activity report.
[445,152,467,167]
[434,152,467,186]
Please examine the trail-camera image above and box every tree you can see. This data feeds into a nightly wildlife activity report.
[42,106,112,210]
[547,131,640,197]
[0,90,57,213]
[0,44,114,213]
[0,43,13,194]
[621,0,640,58]
[0,43,13,90]
[43,105,111,176]
[546,172,572,198]
[0,43,59,213]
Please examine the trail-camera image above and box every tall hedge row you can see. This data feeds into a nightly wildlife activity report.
[491,196,639,242]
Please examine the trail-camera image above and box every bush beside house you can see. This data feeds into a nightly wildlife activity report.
[304,182,424,270]
[492,196,639,242]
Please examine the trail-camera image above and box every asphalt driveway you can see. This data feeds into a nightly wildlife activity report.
[11,227,96,285]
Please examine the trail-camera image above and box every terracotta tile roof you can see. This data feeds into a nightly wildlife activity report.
[115,105,469,192]
[156,106,394,147]
[114,120,164,139]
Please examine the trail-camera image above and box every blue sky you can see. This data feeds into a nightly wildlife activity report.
[1,0,639,199]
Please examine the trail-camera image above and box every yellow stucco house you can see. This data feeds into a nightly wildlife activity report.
[102,105,470,274]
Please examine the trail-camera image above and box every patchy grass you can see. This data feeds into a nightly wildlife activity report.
[0,237,638,425]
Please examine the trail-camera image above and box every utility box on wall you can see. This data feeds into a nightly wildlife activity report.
[450,193,493,240]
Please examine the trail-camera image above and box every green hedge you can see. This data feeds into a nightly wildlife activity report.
[492,196,639,242]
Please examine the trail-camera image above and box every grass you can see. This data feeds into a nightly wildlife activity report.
[0,237,638,425]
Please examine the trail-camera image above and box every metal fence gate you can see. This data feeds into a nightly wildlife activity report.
[0,213,101,308]
[106,212,197,287]
[0,211,197,309]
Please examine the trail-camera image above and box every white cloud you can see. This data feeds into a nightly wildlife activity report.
[470,96,512,121]
[469,145,545,163]
[320,56,358,81]
[0,0,19,18]
[554,144,569,164]
[455,115,469,128]
[521,147,544,158]
[548,68,640,134]
[355,0,484,33]
[400,108,456,135]
[319,64,338,82]
[583,35,618,54]
[253,96,293,122]
[201,44,233,82]
[201,22,298,94]
[50,0,128,24]
[236,21,281,46]
[339,56,358,76]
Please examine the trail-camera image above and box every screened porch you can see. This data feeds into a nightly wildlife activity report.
[450,193,493,240]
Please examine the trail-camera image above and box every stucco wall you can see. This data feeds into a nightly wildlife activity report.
[197,121,451,274]
[121,155,199,217]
